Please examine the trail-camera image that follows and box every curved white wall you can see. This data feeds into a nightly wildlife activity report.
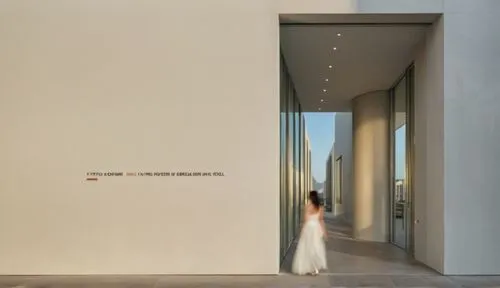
[352,91,390,242]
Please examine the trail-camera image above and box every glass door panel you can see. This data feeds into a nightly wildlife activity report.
[392,76,408,249]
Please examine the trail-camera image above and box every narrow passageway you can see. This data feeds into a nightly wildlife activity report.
[281,217,434,275]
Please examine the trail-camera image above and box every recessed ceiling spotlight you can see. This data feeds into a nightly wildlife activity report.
[323,89,327,93]
[318,107,322,111]
[333,47,337,50]
[325,78,329,82]
[320,99,324,102]
[337,33,342,37]
[328,65,333,69]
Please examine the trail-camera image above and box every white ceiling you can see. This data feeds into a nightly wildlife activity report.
[280,24,429,112]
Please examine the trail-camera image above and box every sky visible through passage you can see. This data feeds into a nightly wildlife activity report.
[303,113,335,183]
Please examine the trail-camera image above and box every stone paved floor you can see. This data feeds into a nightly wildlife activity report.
[1,218,499,287]
[2,274,500,288]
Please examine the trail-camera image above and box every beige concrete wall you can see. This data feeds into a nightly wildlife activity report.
[413,18,445,274]
[352,91,390,242]
[0,0,280,275]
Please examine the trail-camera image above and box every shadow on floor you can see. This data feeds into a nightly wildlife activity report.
[281,217,434,275]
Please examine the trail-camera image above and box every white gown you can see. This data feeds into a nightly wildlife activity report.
[291,212,327,275]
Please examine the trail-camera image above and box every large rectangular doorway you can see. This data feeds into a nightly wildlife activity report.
[279,16,433,273]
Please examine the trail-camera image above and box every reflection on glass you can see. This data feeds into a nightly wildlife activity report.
[279,55,312,262]
[299,116,305,221]
[287,80,294,244]
[294,101,300,236]
[279,58,286,259]
[279,55,308,261]
[393,76,407,249]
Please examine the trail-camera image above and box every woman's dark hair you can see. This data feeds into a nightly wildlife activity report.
[309,190,321,209]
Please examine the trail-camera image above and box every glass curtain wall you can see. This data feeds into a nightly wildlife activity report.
[390,65,415,252]
[300,115,306,223]
[279,54,311,261]
[279,55,287,260]
[307,148,313,191]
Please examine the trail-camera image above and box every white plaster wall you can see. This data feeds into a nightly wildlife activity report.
[330,143,344,217]
[334,113,353,223]
[325,143,344,217]
[442,0,500,275]
[0,0,280,275]
[0,0,454,276]
[413,17,445,274]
